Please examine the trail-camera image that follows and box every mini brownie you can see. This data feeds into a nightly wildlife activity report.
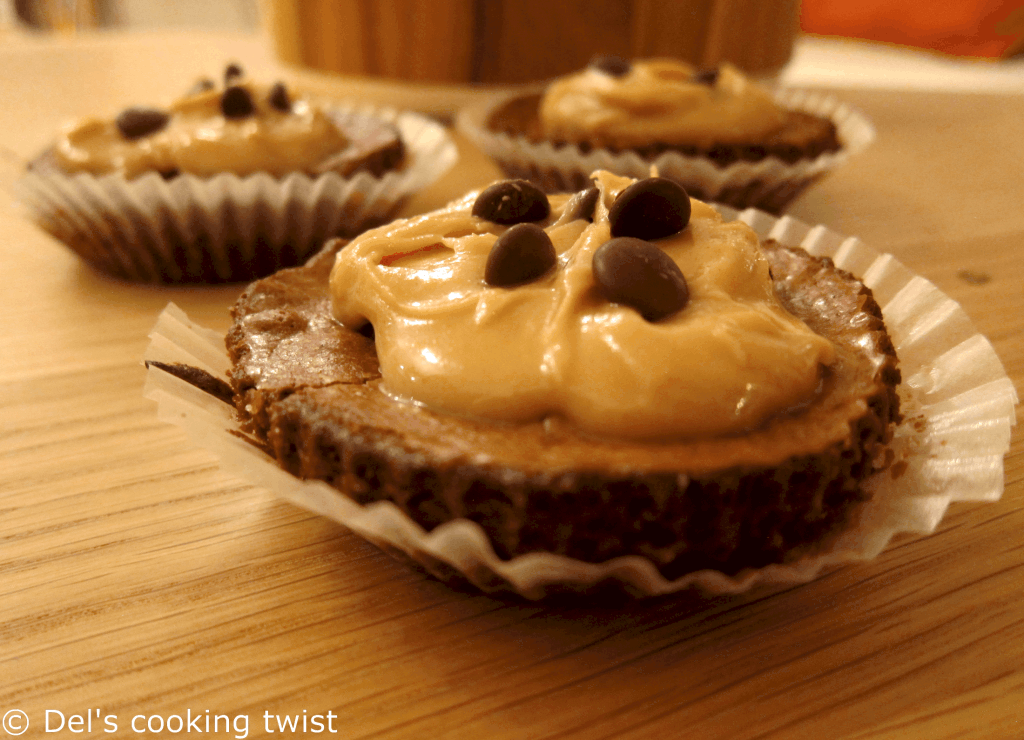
[18,64,417,284]
[222,174,901,580]
[458,57,866,212]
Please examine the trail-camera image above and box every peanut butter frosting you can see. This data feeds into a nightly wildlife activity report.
[53,81,349,179]
[329,171,836,441]
[539,59,788,150]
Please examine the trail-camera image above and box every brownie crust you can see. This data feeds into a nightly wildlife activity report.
[226,238,900,579]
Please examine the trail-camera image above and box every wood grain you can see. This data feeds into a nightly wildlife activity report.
[0,31,1021,740]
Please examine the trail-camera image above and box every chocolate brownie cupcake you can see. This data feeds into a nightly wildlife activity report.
[222,171,900,581]
[16,64,457,283]
[457,57,874,212]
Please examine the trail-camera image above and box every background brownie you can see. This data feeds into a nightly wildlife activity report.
[457,58,873,212]
[16,64,456,283]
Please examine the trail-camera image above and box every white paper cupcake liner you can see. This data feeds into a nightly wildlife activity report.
[15,104,457,283]
[143,209,1016,600]
[456,88,874,213]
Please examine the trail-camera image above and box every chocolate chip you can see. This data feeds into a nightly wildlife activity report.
[608,177,691,241]
[224,62,244,84]
[115,107,170,140]
[693,68,720,86]
[592,237,689,321]
[472,180,550,225]
[268,82,291,112]
[485,223,556,287]
[356,321,375,340]
[221,85,255,119]
[589,54,631,78]
[187,78,216,96]
[563,186,600,222]
[159,168,180,180]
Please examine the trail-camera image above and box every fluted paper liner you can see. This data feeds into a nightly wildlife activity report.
[15,104,457,283]
[456,88,875,213]
[144,209,1017,599]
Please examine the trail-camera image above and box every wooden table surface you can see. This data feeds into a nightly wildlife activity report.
[1,30,1021,740]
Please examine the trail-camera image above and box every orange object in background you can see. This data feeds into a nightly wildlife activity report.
[801,0,1024,58]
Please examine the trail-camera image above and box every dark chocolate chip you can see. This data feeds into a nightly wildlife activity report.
[589,54,631,78]
[563,186,600,222]
[485,223,556,287]
[221,85,255,119]
[187,78,216,96]
[472,180,550,225]
[693,68,720,86]
[592,237,689,321]
[268,81,291,112]
[224,62,244,84]
[115,106,170,140]
[159,168,180,180]
[608,177,691,241]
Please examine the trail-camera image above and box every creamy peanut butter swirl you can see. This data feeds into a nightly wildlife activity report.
[539,59,787,149]
[330,171,835,441]
[53,83,349,179]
